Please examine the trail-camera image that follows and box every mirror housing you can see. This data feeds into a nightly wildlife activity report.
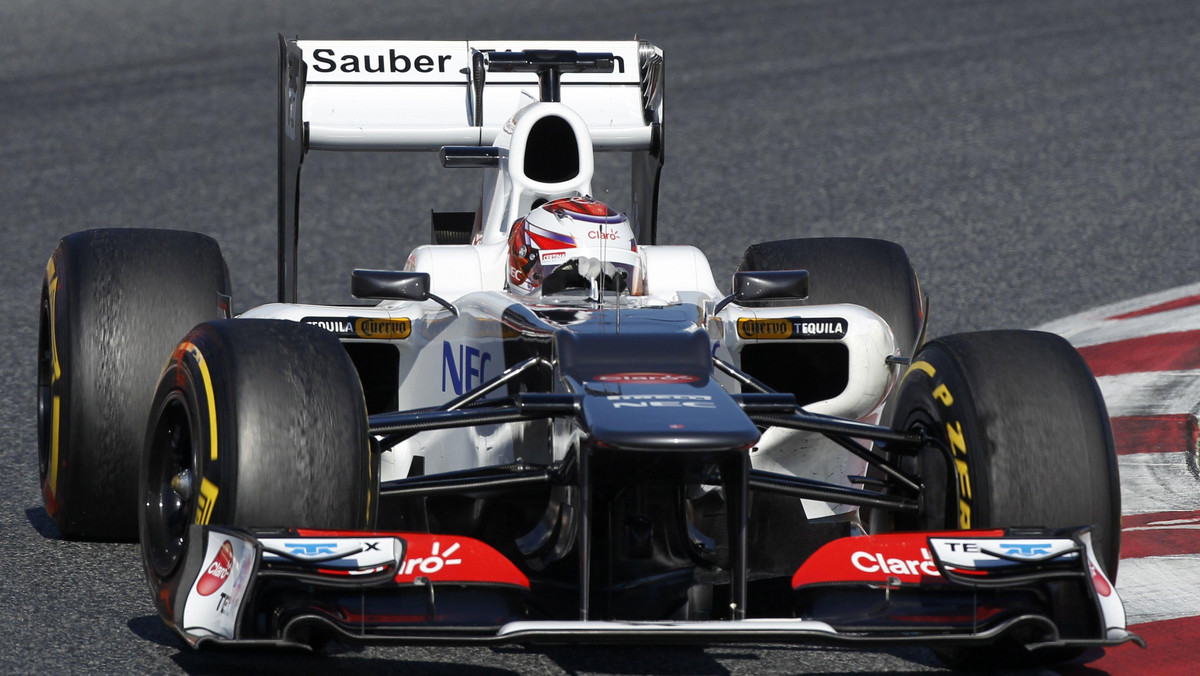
[352,269,431,301]
[351,270,457,315]
[712,270,810,315]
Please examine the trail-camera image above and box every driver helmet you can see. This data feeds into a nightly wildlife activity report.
[506,196,643,297]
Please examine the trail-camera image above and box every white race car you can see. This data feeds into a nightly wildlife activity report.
[37,38,1139,668]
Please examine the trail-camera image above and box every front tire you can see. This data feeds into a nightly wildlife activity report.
[884,330,1120,668]
[140,319,376,587]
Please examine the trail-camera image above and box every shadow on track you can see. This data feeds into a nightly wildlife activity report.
[25,505,61,540]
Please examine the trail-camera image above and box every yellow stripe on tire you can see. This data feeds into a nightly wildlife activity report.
[900,359,936,384]
[47,257,62,495]
[182,342,218,462]
[195,478,219,525]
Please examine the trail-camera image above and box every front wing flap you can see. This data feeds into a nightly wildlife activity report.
[791,527,1139,651]
[163,525,1141,653]
[162,525,531,648]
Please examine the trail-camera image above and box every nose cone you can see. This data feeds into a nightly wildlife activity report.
[578,377,761,451]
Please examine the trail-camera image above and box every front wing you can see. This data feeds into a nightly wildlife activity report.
[159,524,1141,653]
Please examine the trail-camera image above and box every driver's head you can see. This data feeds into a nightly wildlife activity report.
[506,196,643,297]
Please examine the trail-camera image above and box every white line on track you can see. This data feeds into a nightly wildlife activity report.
[1114,555,1200,625]
[1047,309,1200,349]
[1119,452,1200,516]
[1097,371,1200,418]
[1040,283,1200,635]
[1038,281,1200,345]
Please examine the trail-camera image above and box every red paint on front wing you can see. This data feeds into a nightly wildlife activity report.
[196,540,234,596]
[294,529,528,588]
[392,533,528,587]
[791,530,1005,588]
[1090,561,1113,597]
[336,610,428,625]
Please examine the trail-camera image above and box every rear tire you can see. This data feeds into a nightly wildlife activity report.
[883,330,1120,668]
[38,229,230,541]
[736,237,923,359]
[140,319,376,588]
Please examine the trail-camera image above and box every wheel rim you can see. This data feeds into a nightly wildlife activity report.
[145,395,197,576]
[883,407,953,534]
[904,414,960,532]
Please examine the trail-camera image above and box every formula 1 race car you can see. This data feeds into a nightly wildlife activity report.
[37,38,1141,667]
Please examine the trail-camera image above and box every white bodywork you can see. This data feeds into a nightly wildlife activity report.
[247,40,903,521]
[299,40,652,152]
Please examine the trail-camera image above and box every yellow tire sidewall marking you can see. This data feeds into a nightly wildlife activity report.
[900,356,973,529]
[900,359,936,383]
[182,342,218,462]
[195,477,219,525]
[181,342,220,523]
[46,256,62,495]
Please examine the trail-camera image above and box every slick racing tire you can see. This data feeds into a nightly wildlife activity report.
[885,330,1120,668]
[140,319,376,590]
[736,237,924,360]
[38,229,230,541]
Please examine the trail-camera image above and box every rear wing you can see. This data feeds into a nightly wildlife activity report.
[277,36,665,303]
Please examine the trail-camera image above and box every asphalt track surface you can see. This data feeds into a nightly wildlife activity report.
[3,1,1198,673]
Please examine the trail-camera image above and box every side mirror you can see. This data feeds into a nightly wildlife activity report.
[352,269,430,300]
[713,270,810,315]
[351,270,457,315]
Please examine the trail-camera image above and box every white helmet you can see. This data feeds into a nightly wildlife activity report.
[506,196,643,297]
